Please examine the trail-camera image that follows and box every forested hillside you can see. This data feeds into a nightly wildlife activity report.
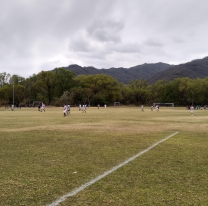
[1,57,208,106]
[148,57,208,83]
[59,62,172,84]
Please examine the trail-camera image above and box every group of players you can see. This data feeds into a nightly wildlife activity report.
[63,103,108,117]
[8,102,199,116]
[63,104,71,117]
[141,105,160,112]
[38,102,46,112]
[8,102,197,117]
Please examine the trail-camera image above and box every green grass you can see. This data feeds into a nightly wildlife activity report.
[0,106,208,205]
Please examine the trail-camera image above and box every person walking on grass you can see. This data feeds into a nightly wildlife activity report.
[151,105,153,111]
[67,104,70,115]
[63,104,67,117]
[41,102,45,112]
[82,104,86,113]
[191,105,194,116]
[141,105,144,112]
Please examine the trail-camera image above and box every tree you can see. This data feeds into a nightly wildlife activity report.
[72,74,121,105]
[9,75,25,85]
[22,74,38,105]
[128,79,150,105]
[35,71,56,104]
[0,72,11,87]
[53,68,75,97]
[0,84,25,104]
[119,83,131,105]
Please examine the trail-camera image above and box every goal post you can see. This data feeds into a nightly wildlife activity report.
[114,102,120,106]
[153,103,174,109]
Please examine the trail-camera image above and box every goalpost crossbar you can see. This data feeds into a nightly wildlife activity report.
[153,103,174,108]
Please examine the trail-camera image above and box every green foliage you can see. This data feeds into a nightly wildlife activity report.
[128,79,150,105]
[72,74,121,105]
[1,69,208,106]
[0,84,25,103]
[0,72,11,87]
[35,71,56,104]
[53,68,75,97]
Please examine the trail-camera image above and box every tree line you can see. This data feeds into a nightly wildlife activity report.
[1,68,208,106]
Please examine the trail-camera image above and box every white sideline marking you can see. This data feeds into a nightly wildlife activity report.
[47,132,179,206]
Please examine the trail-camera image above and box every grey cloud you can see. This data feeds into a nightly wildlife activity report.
[69,34,93,52]
[87,20,124,43]
[1,0,208,76]
[110,43,141,54]
[144,39,163,47]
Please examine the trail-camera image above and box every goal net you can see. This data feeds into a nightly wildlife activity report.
[153,103,174,109]
[114,102,121,106]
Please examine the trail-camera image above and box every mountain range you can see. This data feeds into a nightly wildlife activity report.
[60,56,208,84]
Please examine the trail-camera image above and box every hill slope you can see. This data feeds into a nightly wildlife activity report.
[62,63,172,84]
[148,57,208,84]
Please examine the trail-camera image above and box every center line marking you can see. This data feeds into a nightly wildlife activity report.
[47,131,179,206]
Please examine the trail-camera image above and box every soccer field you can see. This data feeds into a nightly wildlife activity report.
[0,106,208,205]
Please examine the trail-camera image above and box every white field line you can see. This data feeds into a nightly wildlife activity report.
[47,131,179,206]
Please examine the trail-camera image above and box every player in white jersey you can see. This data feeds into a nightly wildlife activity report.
[41,102,45,112]
[141,105,144,112]
[190,105,194,116]
[67,104,70,115]
[63,104,67,117]
[156,105,159,111]
[151,105,153,111]
[82,105,86,113]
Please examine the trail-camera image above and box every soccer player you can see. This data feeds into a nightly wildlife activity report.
[82,105,86,113]
[41,102,45,112]
[67,104,70,115]
[141,105,144,112]
[63,104,67,117]
[191,105,194,116]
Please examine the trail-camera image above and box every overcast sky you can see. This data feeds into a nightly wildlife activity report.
[1,0,208,78]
